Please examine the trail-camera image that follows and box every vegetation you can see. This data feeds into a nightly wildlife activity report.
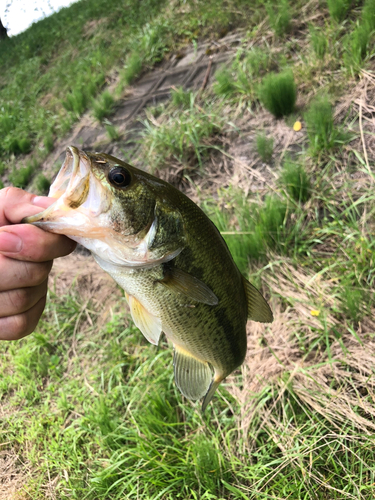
[1,0,375,498]
[256,132,274,163]
[259,70,296,118]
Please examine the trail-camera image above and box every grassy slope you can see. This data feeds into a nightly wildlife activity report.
[1,0,375,498]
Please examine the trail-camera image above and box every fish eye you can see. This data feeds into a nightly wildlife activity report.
[108,166,131,188]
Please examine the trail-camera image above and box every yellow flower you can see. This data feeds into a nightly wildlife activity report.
[310,310,320,317]
[293,121,302,132]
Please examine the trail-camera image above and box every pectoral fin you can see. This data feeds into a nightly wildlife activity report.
[243,277,273,323]
[159,268,219,306]
[126,293,162,345]
[173,345,213,401]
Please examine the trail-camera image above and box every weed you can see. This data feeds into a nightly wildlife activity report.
[4,136,32,155]
[43,130,54,153]
[119,51,143,88]
[280,156,311,203]
[171,86,194,108]
[304,95,345,153]
[213,47,274,99]
[213,68,237,97]
[362,0,375,31]
[35,173,51,194]
[327,0,350,23]
[266,0,291,36]
[309,24,328,59]
[105,123,121,141]
[140,100,224,171]
[9,162,35,188]
[93,90,115,122]
[259,70,296,118]
[256,132,274,162]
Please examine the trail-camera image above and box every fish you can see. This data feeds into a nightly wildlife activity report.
[23,146,273,411]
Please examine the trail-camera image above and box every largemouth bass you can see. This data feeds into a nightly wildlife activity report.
[24,146,273,411]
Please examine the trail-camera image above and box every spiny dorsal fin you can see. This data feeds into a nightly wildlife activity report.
[126,293,162,345]
[159,268,219,306]
[243,277,273,323]
[173,345,212,401]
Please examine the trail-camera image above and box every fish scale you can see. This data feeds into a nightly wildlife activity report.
[23,146,273,411]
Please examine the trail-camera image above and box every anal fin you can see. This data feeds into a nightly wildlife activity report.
[173,345,212,401]
[201,376,223,412]
[126,293,162,345]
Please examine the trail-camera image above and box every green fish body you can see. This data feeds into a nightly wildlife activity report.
[24,147,273,410]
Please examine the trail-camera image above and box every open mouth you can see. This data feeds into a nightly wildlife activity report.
[22,145,111,241]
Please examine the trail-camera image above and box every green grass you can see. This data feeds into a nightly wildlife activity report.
[35,173,51,194]
[327,0,351,23]
[280,156,311,203]
[2,0,375,498]
[304,95,346,153]
[256,132,274,162]
[309,24,328,60]
[139,94,225,172]
[93,90,116,122]
[266,0,291,36]
[9,161,36,188]
[259,70,296,118]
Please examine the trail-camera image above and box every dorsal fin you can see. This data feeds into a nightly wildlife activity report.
[173,345,212,401]
[243,277,273,323]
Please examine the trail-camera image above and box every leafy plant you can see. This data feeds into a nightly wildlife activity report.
[259,70,297,118]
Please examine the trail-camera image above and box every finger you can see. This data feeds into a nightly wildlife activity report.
[0,280,48,318]
[0,187,55,226]
[0,224,76,262]
[0,295,47,341]
[0,255,52,292]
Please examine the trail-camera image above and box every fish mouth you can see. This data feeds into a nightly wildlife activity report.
[23,146,111,237]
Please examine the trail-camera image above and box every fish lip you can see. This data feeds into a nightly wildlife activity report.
[23,146,90,224]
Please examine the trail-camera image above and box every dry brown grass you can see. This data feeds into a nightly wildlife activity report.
[229,259,375,443]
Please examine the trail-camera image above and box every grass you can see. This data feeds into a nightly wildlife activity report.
[304,95,345,153]
[139,93,225,172]
[309,24,328,60]
[256,132,274,162]
[280,156,311,203]
[259,70,296,118]
[327,0,351,23]
[2,0,375,498]
[93,90,116,122]
[266,0,291,36]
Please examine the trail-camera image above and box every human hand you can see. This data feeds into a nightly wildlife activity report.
[0,187,76,340]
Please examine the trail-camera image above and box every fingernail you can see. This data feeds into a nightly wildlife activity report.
[0,231,23,253]
[32,196,48,206]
